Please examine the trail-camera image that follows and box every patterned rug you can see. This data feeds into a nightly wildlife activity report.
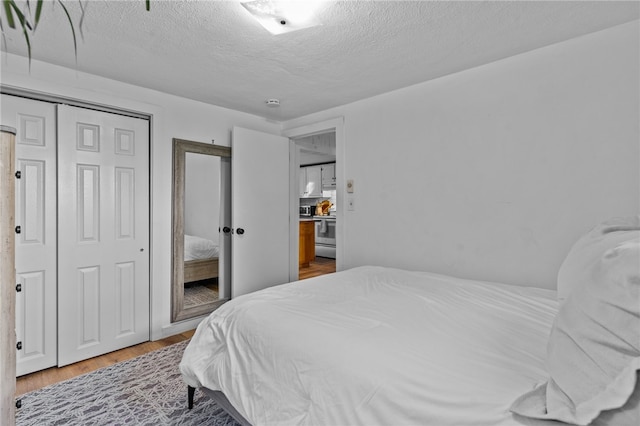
[184,284,219,307]
[16,340,240,426]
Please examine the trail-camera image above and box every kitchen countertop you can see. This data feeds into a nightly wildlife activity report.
[299,216,336,221]
[313,215,336,220]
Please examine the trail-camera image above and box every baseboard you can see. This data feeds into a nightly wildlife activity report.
[154,316,206,341]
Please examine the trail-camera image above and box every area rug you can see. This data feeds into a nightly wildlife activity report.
[184,284,219,307]
[16,340,240,426]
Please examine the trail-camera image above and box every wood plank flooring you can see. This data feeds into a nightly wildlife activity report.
[15,330,195,396]
[17,259,336,396]
[299,256,336,280]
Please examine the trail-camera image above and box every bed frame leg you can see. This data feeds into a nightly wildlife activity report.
[188,386,195,409]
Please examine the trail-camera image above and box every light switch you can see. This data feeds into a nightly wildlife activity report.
[347,196,355,211]
[346,179,354,193]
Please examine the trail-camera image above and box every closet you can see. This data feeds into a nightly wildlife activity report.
[1,94,150,375]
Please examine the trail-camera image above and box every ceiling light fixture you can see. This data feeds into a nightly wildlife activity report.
[241,1,324,35]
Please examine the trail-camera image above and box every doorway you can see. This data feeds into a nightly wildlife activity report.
[291,128,339,280]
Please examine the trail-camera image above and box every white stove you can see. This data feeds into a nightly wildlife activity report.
[314,216,336,258]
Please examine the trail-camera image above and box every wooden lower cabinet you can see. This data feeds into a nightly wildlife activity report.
[299,221,315,267]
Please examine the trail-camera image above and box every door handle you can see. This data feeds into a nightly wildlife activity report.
[236,228,245,235]
[222,226,231,234]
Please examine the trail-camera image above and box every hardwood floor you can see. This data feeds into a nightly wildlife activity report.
[15,330,195,396]
[299,256,336,280]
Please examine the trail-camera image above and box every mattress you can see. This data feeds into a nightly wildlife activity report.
[180,266,560,425]
[184,234,219,261]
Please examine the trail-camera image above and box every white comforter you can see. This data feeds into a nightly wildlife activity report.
[184,234,219,261]
[180,266,559,425]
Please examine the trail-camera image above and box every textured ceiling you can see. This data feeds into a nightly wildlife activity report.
[1,1,638,121]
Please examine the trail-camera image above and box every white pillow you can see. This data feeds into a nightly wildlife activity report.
[511,229,640,425]
[557,215,640,303]
[184,234,219,261]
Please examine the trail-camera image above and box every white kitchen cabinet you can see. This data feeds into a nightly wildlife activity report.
[299,167,307,197]
[300,165,322,198]
[321,163,336,188]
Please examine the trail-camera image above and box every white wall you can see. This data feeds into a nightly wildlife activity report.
[284,21,640,289]
[0,53,281,339]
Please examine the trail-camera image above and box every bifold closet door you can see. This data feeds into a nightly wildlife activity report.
[57,105,150,367]
[1,95,58,376]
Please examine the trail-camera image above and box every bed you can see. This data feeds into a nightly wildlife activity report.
[184,234,220,284]
[180,217,640,426]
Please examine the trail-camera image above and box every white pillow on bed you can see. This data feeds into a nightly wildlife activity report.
[184,234,218,260]
[556,215,640,303]
[510,222,640,425]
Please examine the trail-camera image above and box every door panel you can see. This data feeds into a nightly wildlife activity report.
[232,127,290,297]
[1,95,57,375]
[57,105,149,366]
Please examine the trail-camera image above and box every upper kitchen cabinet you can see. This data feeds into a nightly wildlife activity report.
[300,165,322,198]
[299,167,307,198]
[321,163,336,189]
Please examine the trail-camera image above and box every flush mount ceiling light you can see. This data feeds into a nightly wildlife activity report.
[241,1,324,35]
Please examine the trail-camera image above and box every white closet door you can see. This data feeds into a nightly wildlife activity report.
[57,105,149,367]
[1,95,57,375]
[231,126,290,297]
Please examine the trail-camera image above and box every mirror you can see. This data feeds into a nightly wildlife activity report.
[172,138,231,322]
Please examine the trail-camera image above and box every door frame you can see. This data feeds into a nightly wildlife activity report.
[283,117,345,279]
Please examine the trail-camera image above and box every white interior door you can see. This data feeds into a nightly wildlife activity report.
[232,127,290,297]
[1,95,57,375]
[57,105,149,366]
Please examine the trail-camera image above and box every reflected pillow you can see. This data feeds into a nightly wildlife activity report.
[185,234,219,261]
[511,227,640,425]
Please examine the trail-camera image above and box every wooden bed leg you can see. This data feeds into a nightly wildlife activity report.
[188,386,195,409]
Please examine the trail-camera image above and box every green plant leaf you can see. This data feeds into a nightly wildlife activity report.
[2,0,36,67]
[56,0,77,61]
[7,1,33,67]
[3,0,17,29]
[2,0,151,66]
[8,2,33,31]
[33,0,43,30]
[78,0,86,40]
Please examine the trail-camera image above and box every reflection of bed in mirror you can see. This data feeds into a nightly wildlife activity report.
[184,234,220,283]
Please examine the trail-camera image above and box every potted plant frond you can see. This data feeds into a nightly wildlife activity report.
[1,0,151,61]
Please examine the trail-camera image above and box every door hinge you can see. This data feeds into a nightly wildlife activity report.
[15,225,21,234]
[16,341,22,350]
[16,283,21,292]
[15,171,21,179]
[15,399,22,409]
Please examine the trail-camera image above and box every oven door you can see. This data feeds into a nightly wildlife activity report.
[315,219,336,245]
